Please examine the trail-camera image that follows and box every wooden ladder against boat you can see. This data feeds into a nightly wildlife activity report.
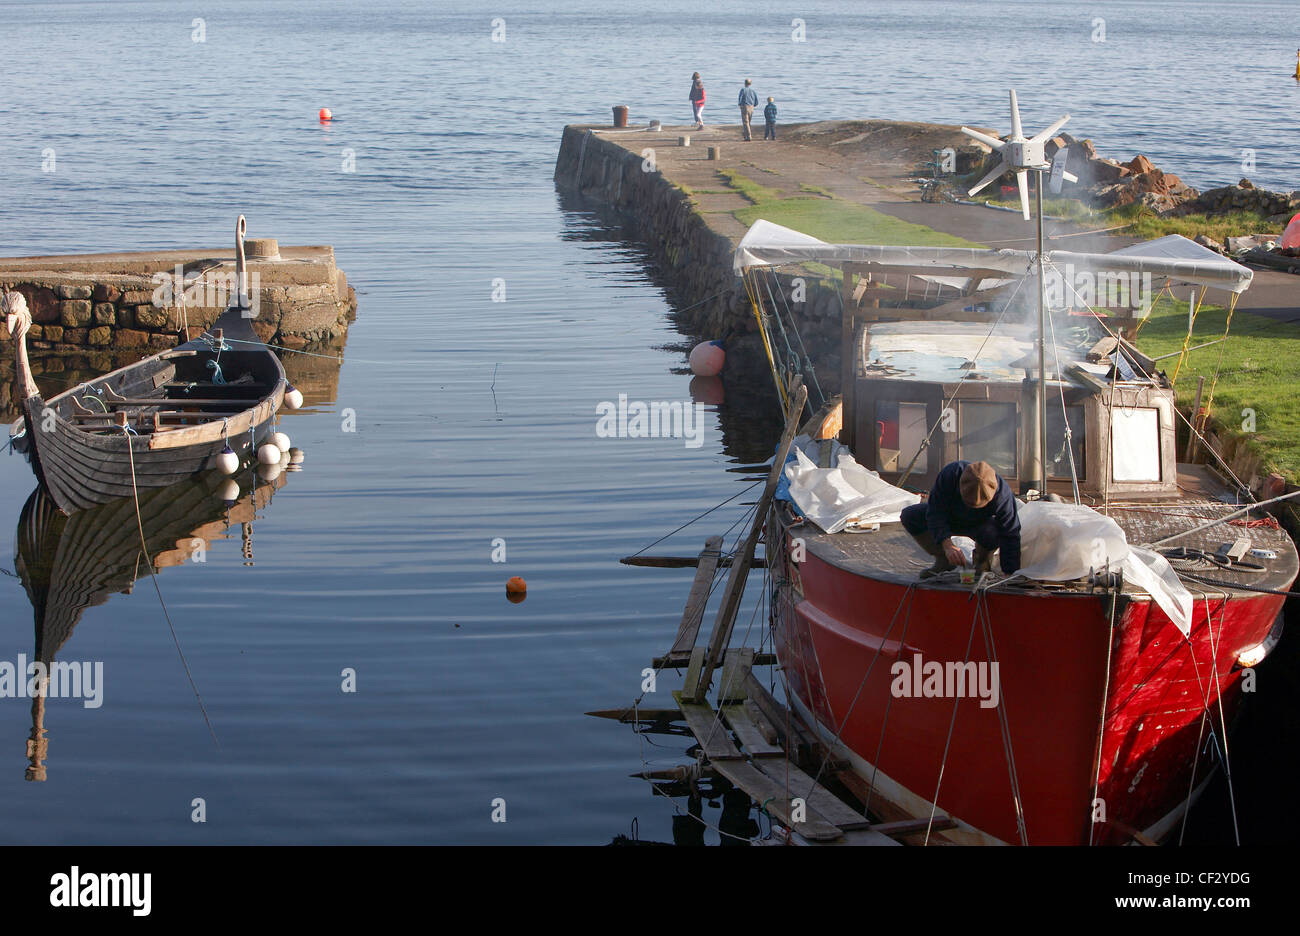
[675,648,898,845]
[651,535,725,670]
[683,377,808,704]
[589,594,960,844]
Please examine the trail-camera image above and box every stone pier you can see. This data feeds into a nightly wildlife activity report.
[0,242,356,419]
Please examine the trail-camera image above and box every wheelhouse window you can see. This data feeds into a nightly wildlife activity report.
[1111,407,1161,481]
[957,401,1016,477]
[1046,404,1087,481]
[876,401,928,474]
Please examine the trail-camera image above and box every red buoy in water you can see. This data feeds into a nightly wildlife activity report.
[319,108,333,121]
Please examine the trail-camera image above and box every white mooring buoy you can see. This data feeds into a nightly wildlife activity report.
[284,385,304,410]
[270,431,291,453]
[215,445,239,475]
[257,443,282,465]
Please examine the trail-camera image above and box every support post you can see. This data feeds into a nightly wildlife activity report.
[1185,375,1205,463]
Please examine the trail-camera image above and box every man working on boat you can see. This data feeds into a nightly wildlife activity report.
[900,460,1020,579]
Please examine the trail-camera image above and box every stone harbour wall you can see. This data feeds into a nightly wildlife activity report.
[1,262,355,356]
[553,125,844,393]
[0,245,357,419]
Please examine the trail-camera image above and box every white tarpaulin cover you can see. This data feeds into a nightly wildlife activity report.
[1097,234,1255,293]
[1013,501,1193,635]
[734,220,1254,294]
[781,436,919,534]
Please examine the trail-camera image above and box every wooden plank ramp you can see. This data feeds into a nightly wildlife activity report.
[672,650,899,846]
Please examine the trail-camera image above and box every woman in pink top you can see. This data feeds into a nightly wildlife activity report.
[689,72,706,130]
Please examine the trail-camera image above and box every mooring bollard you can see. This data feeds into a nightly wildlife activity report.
[679,136,690,147]
[708,146,721,160]
[612,105,628,128]
[245,238,280,260]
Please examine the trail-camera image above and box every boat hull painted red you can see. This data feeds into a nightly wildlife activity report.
[773,531,1285,845]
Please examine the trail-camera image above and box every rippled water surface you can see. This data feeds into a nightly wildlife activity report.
[0,0,1295,844]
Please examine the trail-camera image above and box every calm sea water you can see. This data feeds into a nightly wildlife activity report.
[0,0,1295,845]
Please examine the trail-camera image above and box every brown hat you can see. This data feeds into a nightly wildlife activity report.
[959,461,997,508]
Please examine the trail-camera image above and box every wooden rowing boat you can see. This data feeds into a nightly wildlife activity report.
[3,217,287,514]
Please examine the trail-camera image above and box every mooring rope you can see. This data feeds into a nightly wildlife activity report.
[625,478,763,560]
[973,587,1029,845]
[794,581,919,823]
[120,426,219,748]
[1202,594,1241,845]
[925,612,980,846]
[1088,586,1119,846]
[1173,590,1241,846]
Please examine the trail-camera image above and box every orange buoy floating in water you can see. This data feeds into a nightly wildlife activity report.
[319,107,333,121]
[505,576,527,603]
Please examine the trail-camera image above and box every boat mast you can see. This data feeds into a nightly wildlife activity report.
[1035,171,1048,494]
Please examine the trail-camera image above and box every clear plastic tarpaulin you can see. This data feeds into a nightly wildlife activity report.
[734,220,1254,294]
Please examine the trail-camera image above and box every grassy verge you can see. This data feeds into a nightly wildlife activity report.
[979,192,1280,241]
[1134,297,1300,478]
[1106,204,1282,242]
[719,169,982,247]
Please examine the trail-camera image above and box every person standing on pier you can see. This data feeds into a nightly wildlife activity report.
[689,73,706,130]
[738,79,758,140]
[763,97,777,140]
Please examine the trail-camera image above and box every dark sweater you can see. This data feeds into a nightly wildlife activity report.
[925,460,1021,573]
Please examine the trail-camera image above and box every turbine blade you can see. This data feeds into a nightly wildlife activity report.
[967,158,1009,197]
[1009,90,1023,139]
[1030,114,1071,144]
[961,126,1005,150]
[1017,171,1031,220]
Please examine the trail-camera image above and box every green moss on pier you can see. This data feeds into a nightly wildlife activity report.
[719,169,981,248]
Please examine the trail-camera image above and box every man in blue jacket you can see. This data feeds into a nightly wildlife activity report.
[900,460,1021,578]
[738,79,759,141]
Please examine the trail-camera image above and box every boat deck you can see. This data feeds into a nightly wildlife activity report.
[795,474,1298,600]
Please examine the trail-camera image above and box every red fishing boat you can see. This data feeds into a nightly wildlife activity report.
[737,214,1296,845]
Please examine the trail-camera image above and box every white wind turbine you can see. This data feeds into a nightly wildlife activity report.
[958,89,1081,493]
[961,90,1076,219]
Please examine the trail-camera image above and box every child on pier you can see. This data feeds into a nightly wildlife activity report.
[763,97,777,140]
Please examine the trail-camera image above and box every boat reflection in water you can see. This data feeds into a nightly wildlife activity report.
[12,466,291,781]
